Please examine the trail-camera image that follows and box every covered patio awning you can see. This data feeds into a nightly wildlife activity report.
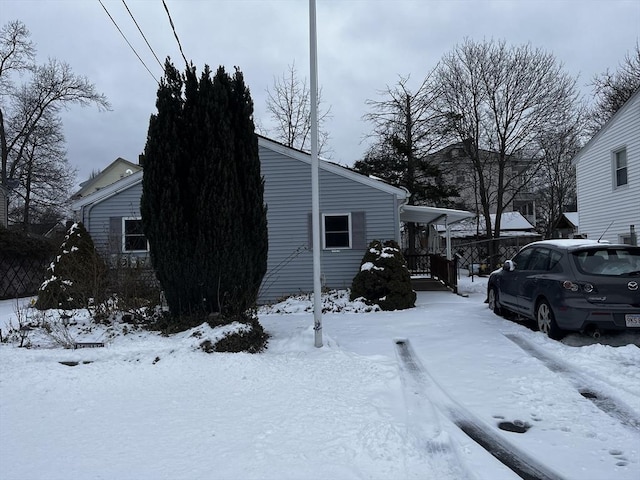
[399,205,475,260]
[400,205,474,225]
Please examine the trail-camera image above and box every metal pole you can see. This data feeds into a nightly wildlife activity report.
[309,0,322,347]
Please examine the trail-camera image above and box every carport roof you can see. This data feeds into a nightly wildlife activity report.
[399,205,474,225]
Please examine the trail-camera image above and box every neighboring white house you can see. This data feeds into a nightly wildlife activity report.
[572,89,640,245]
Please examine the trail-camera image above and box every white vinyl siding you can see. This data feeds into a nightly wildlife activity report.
[574,91,640,244]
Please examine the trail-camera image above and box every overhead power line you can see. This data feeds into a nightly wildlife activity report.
[162,0,189,67]
[97,0,159,84]
[121,0,165,72]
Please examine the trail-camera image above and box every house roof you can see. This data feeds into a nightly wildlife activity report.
[399,205,474,225]
[572,87,640,166]
[73,157,142,199]
[256,135,408,198]
[435,211,538,237]
[72,136,409,211]
[556,212,579,229]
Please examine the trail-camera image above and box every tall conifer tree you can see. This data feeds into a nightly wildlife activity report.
[141,60,267,321]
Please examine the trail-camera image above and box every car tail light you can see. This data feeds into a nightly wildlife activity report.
[562,280,596,293]
[563,281,579,291]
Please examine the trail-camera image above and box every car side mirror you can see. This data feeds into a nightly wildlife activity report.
[503,260,515,272]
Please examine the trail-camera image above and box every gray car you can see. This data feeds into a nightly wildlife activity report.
[487,239,640,339]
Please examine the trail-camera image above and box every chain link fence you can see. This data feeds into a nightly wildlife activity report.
[0,253,50,300]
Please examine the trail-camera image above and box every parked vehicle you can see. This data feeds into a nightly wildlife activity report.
[487,239,640,339]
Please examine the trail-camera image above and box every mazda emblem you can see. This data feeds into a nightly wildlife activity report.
[629,281,639,291]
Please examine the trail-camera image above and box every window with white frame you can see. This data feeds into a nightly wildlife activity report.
[122,217,148,252]
[323,213,351,249]
[614,148,628,187]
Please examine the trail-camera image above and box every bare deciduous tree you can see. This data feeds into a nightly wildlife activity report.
[0,20,109,226]
[588,43,640,134]
[433,39,580,266]
[8,106,75,227]
[533,107,585,239]
[265,62,331,156]
[357,74,457,253]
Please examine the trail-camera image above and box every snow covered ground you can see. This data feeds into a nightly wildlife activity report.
[1,274,639,480]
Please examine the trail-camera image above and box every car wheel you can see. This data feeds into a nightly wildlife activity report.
[536,300,564,340]
[488,287,500,315]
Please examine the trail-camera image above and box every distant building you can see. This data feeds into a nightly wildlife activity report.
[72,157,142,199]
[428,143,537,226]
[553,212,579,238]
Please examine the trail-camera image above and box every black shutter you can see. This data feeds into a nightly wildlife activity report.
[109,217,122,253]
[352,211,366,249]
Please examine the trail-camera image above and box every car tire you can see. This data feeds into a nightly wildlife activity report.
[488,287,516,319]
[536,299,564,340]
[488,287,501,315]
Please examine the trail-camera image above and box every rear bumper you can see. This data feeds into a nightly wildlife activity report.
[554,299,640,331]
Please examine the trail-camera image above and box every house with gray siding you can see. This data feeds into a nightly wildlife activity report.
[572,89,640,245]
[72,136,409,303]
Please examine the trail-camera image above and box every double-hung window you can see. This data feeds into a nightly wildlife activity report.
[122,217,148,252]
[323,213,351,249]
[614,148,628,188]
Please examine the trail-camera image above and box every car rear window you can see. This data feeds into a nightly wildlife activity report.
[572,247,640,276]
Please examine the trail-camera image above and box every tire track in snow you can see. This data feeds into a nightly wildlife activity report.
[394,339,473,480]
[504,333,640,433]
[395,339,565,480]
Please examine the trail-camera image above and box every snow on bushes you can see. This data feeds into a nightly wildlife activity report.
[35,222,107,310]
[350,240,416,311]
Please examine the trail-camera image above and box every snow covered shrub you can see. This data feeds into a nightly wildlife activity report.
[35,222,107,310]
[207,312,269,353]
[350,240,416,311]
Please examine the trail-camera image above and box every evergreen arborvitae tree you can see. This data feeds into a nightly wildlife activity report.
[141,60,268,328]
[350,240,416,311]
[35,222,106,310]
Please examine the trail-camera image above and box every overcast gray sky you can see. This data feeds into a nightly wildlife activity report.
[2,0,639,186]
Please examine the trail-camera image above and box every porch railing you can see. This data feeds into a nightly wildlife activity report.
[428,254,458,294]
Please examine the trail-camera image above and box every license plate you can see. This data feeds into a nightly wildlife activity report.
[625,314,640,327]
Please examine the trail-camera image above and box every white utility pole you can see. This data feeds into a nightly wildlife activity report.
[309,0,323,347]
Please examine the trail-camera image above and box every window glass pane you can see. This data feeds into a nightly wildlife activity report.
[512,247,533,270]
[324,214,350,248]
[527,248,550,271]
[326,232,350,248]
[125,219,144,234]
[615,149,628,186]
[123,219,147,251]
[573,248,640,275]
[617,168,628,186]
[125,236,147,251]
[325,215,348,232]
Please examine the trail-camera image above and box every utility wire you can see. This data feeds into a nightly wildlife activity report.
[97,0,159,84]
[162,0,189,67]
[121,0,165,72]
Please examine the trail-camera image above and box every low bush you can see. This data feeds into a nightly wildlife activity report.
[350,239,416,310]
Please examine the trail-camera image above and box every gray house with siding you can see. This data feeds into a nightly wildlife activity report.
[72,136,409,303]
[572,88,640,245]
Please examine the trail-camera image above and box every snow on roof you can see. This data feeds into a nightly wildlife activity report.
[436,211,536,235]
[561,212,579,228]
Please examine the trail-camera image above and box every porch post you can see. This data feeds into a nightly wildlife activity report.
[446,216,452,260]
